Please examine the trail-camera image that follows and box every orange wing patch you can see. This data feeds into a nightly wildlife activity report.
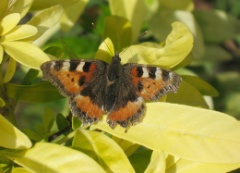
[107,97,145,128]
[71,95,106,124]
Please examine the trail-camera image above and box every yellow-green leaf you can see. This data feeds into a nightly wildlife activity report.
[3,58,16,83]
[3,142,105,173]
[11,167,33,173]
[95,37,115,63]
[166,158,240,173]
[27,5,63,42]
[73,129,135,173]
[1,25,37,42]
[2,41,50,69]
[121,22,193,68]
[0,98,6,107]
[103,15,132,52]
[94,102,240,163]
[0,13,21,36]
[159,0,194,11]
[8,0,33,18]
[145,151,166,173]
[31,0,88,31]
[0,115,32,149]
[0,45,3,63]
[0,0,8,20]
[109,0,147,41]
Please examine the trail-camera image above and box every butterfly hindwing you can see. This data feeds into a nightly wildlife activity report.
[123,63,182,101]
[41,59,108,124]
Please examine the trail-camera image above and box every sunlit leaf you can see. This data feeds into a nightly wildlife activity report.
[8,0,33,18]
[11,167,33,173]
[27,5,63,42]
[6,82,63,102]
[31,0,88,31]
[121,22,193,68]
[2,41,51,69]
[3,58,16,83]
[166,158,240,173]
[0,13,20,36]
[0,45,3,63]
[1,25,37,42]
[109,0,147,41]
[94,102,240,163]
[144,150,166,173]
[0,0,8,19]
[72,129,135,173]
[0,115,32,149]
[103,15,132,52]
[95,37,115,63]
[3,142,105,173]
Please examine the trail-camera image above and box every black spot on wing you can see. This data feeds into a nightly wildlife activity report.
[69,61,79,71]
[148,67,156,79]
[54,61,63,71]
[83,62,91,72]
[78,76,86,86]
[136,67,143,77]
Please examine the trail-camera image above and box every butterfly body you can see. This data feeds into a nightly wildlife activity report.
[41,53,182,128]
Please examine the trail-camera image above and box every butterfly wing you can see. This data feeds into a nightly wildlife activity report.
[106,74,145,129]
[123,63,182,101]
[41,59,108,125]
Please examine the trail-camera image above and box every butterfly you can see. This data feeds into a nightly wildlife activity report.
[40,53,182,129]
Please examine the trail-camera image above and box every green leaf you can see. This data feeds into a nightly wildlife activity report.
[103,15,132,52]
[44,46,65,59]
[0,98,6,107]
[167,80,209,108]
[42,109,55,132]
[0,115,32,149]
[109,0,147,41]
[72,116,81,130]
[145,151,165,173]
[22,129,42,141]
[6,82,63,102]
[129,149,152,173]
[121,22,193,68]
[182,75,219,97]
[22,69,39,85]
[2,41,51,69]
[72,129,135,173]
[3,142,105,173]
[193,10,240,42]
[3,58,16,83]
[56,113,70,133]
[94,102,240,163]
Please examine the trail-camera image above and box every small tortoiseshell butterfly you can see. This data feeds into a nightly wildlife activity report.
[40,53,181,128]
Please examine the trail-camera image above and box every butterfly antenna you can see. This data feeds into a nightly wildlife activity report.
[59,38,78,59]
[92,22,114,56]
[120,31,148,56]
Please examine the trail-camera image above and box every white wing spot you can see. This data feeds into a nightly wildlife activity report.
[142,67,149,78]
[76,62,85,72]
[61,60,70,71]
[155,68,163,80]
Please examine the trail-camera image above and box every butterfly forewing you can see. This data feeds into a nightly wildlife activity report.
[123,63,182,101]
